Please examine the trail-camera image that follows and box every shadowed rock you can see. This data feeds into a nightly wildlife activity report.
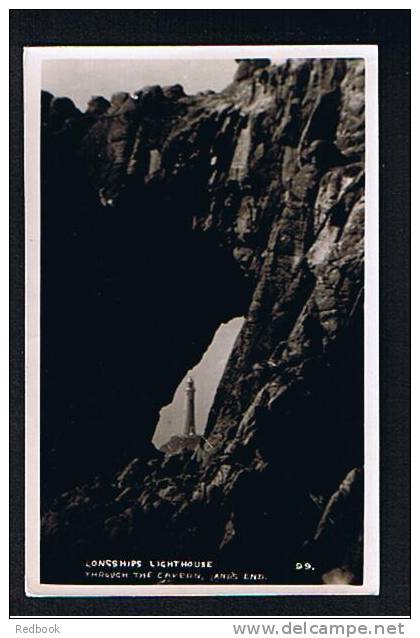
[234,58,271,82]
[86,95,110,116]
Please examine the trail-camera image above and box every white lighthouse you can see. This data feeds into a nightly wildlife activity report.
[184,376,196,437]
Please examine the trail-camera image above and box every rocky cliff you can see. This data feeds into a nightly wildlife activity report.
[41,58,365,585]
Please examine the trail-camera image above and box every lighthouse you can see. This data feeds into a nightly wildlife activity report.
[184,376,196,437]
[160,375,202,455]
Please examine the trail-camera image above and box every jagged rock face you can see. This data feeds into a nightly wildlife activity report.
[160,434,203,456]
[41,58,365,584]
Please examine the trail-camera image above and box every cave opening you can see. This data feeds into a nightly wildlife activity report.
[153,316,244,449]
[41,155,255,497]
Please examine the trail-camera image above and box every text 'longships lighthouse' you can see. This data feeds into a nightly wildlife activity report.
[184,376,196,436]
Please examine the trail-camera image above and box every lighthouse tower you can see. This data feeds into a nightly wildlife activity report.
[184,376,196,437]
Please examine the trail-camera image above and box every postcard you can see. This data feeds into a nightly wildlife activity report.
[24,44,379,596]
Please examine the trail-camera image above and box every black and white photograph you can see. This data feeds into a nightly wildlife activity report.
[23,44,379,596]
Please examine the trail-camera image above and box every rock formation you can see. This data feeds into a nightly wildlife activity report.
[160,433,203,457]
[41,58,365,585]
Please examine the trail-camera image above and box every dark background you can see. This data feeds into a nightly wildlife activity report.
[10,8,410,617]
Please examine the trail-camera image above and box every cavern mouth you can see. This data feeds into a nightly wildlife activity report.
[41,175,255,494]
[153,316,244,449]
